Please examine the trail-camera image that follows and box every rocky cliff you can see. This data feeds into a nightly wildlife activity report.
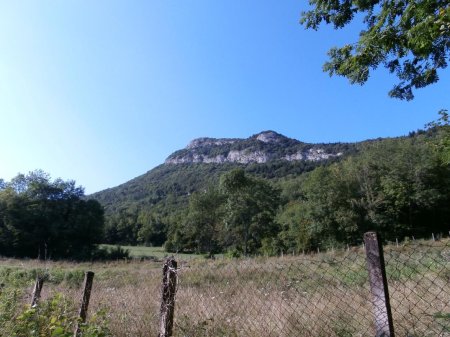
[165,131,344,164]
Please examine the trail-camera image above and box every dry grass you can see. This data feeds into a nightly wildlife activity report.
[1,239,449,337]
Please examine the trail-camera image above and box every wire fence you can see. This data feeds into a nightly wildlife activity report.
[1,234,449,337]
[384,240,450,337]
[176,251,374,337]
[174,238,450,337]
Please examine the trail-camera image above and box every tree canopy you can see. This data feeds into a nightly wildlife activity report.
[301,0,450,100]
[90,118,449,256]
[0,170,104,259]
[220,169,281,255]
[276,131,450,252]
[164,169,281,256]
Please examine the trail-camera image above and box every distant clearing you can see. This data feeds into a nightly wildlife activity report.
[99,244,205,260]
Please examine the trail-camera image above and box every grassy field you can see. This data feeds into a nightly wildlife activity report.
[1,239,449,337]
[100,244,205,260]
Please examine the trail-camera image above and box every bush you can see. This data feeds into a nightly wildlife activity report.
[2,292,111,337]
[91,245,130,260]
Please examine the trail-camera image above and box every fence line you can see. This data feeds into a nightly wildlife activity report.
[174,233,450,337]
[1,232,449,337]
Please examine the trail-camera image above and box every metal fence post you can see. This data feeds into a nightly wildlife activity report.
[74,271,95,337]
[158,257,177,337]
[31,276,45,307]
[364,232,395,337]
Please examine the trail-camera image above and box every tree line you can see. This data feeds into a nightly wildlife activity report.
[2,117,447,259]
[276,132,449,253]
[0,170,106,259]
[165,123,450,256]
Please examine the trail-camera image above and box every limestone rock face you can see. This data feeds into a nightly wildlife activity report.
[227,150,269,164]
[165,131,346,165]
[187,138,237,149]
[256,131,283,143]
[284,149,344,162]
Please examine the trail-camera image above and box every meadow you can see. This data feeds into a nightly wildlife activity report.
[0,239,449,337]
[99,244,205,260]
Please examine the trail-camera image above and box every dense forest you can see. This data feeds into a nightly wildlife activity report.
[93,140,358,247]
[166,129,449,255]
[92,115,450,256]
[1,115,448,259]
[0,171,105,259]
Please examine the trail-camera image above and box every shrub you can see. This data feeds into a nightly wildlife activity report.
[0,291,111,337]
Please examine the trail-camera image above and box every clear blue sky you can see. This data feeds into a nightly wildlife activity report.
[0,1,448,194]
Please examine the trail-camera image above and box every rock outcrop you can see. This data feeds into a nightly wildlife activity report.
[165,131,343,164]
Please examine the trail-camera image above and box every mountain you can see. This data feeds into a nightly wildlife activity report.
[90,131,361,244]
[165,131,346,164]
[91,131,356,213]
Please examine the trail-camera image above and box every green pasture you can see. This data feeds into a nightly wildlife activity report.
[99,244,205,260]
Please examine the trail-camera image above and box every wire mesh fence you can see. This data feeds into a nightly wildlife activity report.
[0,260,163,337]
[173,237,450,337]
[175,251,374,337]
[0,235,449,337]
[384,240,450,337]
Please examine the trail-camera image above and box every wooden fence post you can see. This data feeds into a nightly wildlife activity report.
[364,232,395,337]
[31,276,45,307]
[74,271,95,337]
[158,257,178,337]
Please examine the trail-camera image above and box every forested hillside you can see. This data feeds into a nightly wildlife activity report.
[91,123,449,255]
[91,132,359,246]
[1,125,447,259]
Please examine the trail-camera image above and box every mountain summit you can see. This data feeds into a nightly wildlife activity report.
[253,130,287,143]
[165,131,344,165]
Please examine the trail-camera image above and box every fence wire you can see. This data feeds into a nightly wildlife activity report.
[0,260,162,337]
[384,240,450,337]
[174,240,450,337]
[175,250,374,337]
[1,238,449,337]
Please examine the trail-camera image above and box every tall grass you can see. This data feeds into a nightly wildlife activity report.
[1,239,449,337]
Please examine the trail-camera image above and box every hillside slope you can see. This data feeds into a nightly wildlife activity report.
[91,131,357,217]
[89,130,364,245]
[89,126,450,249]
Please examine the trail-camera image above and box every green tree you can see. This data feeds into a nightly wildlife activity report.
[220,169,280,255]
[276,201,312,253]
[301,0,450,100]
[426,109,450,164]
[0,170,104,259]
[375,138,449,236]
[292,164,363,249]
[183,187,226,255]
[136,211,167,246]
[289,136,450,249]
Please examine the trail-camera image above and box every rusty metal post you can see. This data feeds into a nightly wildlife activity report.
[74,271,95,337]
[364,232,395,337]
[158,257,177,337]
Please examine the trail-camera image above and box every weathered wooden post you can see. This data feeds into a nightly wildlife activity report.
[364,232,395,337]
[158,257,178,337]
[74,271,95,337]
[31,276,45,307]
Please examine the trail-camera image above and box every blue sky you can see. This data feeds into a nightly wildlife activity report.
[0,1,448,194]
